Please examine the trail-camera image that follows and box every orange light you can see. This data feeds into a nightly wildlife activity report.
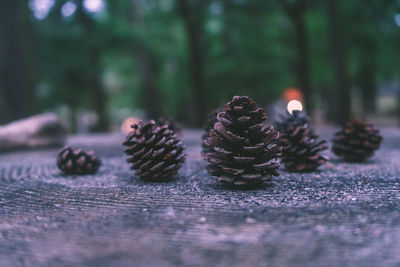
[121,117,141,135]
[283,87,303,102]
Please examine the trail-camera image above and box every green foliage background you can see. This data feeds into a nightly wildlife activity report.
[1,0,400,130]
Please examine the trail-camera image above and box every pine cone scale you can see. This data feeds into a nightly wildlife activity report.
[253,161,279,170]
[222,167,244,175]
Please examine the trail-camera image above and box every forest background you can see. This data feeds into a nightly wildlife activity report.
[1,0,400,132]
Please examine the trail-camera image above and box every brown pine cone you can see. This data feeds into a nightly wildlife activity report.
[275,110,312,134]
[157,117,182,136]
[204,96,282,186]
[123,120,186,181]
[332,120,382,162]
[57,146,101,175]
[202,108,223,154]
[275,111,328,172]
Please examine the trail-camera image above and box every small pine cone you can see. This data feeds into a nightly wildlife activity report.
[158,117,182,136]
[332,120,382,162]
[57,146,101,175]
[275,111,328,172]
[275,110,312,134]
[204,96,282,186]
[202,108,223,154]
[123,120,186,181]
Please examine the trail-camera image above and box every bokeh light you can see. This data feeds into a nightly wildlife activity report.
[283,87,303,102]
[29,0,54,20]
[287,100,303,114]
[121,117,141,135]
[83,0,105,13]
[61,1,77,17]
[395,14,400,27]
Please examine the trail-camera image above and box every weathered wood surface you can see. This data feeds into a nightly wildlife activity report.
[0,113,67,151]
[0,128,400,266]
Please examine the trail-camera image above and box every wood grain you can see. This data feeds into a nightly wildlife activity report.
[0,129,400,266]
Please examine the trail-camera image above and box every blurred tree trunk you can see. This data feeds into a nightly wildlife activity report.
[326,0,351,124]
[135,51,162,120]
[221,1,235,58]
[88,49,109,132]
[358,57,377,115]
[0,0,36,123]
[76,0,109,132]
[323,86,336,122]
[280,0,313,113]
[177,0,207,127]
[398,71,400,126]
[130,1,162,120]
[65,71,81,133]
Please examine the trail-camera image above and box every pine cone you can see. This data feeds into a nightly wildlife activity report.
[275,110,312,134]
[332,120,382,162]
[202,108,223,154]
[57,146,101,175]
[123,120,186,181]
[204,96,282,186]
[275,111,328,172]
[158,117,182,136]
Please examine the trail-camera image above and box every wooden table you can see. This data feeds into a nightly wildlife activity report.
[1,129,399,266]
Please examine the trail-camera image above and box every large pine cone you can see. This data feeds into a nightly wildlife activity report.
[57,146,101,175]
[332,120,382,162]
[202,108,223,154]
[123,120,186,181]
[275,111,328,172]
[204,96,282,186]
